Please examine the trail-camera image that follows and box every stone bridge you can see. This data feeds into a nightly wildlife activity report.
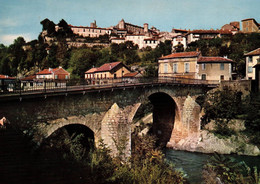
[0,83,211,157]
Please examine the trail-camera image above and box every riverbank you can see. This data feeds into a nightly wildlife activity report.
[165,149,260,184]
[166,119,260,156]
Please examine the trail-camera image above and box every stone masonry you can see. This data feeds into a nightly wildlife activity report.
[0,84,210,156]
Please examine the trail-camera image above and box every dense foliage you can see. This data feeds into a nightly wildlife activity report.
[201,88,243,136]
[203,153,260,184]
[201,89,260,145]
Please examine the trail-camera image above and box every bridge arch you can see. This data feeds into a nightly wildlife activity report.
[42,123,95,155]
[44,114,104,147]
[134,90,182,146]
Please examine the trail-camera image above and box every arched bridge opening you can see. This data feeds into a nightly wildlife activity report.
[148,92,177,146]
[41,124,95,157]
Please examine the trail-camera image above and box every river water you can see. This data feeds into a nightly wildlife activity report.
[165,149,260,184]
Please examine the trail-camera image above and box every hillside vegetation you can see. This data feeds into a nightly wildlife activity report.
[0,18,259,79]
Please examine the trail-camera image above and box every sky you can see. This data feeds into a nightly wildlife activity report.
[0,0,259,45]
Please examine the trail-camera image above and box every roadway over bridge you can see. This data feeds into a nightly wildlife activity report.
[0,77,218,157]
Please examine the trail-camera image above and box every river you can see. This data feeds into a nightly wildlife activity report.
[165,149,260,184]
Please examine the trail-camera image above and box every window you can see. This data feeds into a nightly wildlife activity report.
[164,63,168,73]
[201,74,206,80]
[202,63,206,70]
[184,63,190,73]
[220,75,224,80]
[65,75,68,80]
[248,56,252,62]
[173,63,178,73]
[55,75,58,79]
[220,63,224,70]
[248,66,253,73]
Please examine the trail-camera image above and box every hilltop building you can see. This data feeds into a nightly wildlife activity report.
[158,51,233,81]
[221,21,240,34]
[111,19,161,49]
[242,18,260,33]
[69,20,112,37]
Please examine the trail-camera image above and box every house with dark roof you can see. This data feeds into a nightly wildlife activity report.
[244,48,260,80]
[158,51,234,81]
[85,61,131,84]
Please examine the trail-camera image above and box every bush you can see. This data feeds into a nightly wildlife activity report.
[203,153,260,184]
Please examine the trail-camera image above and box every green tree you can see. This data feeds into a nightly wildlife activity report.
[201,89,242,136]
[69,48,98,78]
[8,37,27,76]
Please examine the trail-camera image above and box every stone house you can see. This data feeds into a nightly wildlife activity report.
[36,66,70,80]
[111,34,159,49]
[85,62,131,84]
[158,51,233,81]
[68,21,112,38]
[242,18,260,33]
[172,34,187,50]
[244,48,260,80]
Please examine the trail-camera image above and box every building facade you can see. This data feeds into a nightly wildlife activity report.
[158,51,233,81]
[85,62,131,84]
[244,48,260,80]
[36,67,70,80]
[242,18,260,33]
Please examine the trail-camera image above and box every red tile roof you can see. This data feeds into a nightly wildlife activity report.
[96,62,121,72]
[159,52,201,59]
[0,75,15,79]
[191,30,219,34]
[244,48,260,56]
[85,67,98,74]
[198,57,234,63]
[36,69,52,75]
[123,72,139,77]
[172,28,189,33]
[36,67,69,75]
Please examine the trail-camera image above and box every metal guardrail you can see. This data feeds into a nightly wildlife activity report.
[0,77,219,96]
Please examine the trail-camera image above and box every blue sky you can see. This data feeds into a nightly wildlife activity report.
[0,0,259,45]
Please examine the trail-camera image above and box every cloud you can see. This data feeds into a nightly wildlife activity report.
[0,33,32,46]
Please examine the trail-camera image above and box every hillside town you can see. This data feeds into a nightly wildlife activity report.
[1,17,259,93]
[1,13,260,184]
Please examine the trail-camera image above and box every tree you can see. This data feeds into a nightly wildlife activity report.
[201,89,242,136]
[69,48,98,78]
[8,37,27,75]
[40,18,56,36]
